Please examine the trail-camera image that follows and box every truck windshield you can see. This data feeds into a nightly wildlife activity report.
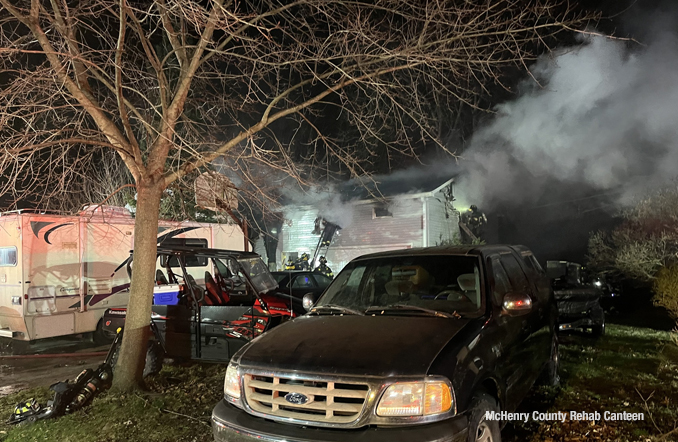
[315,255,484,317]
[237,257,278,294]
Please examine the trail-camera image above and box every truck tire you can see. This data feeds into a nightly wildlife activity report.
[466,392,501,442]
[111,340,164,378]
[592,320,606,337]
[540,334,560,387]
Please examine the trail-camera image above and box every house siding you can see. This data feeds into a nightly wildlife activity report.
[276,197,424,271]
[425,193,460,246]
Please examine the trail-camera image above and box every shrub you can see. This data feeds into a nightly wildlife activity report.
[654,265,678,319]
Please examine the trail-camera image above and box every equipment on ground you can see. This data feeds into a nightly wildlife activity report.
[7,331,121,425]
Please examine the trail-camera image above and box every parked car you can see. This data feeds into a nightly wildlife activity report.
[546,261,605,336]
[102,246,295,372]
[212,245,558,442]
[271,270,333,313]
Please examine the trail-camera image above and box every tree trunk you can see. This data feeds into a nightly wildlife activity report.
[112,181,163,391]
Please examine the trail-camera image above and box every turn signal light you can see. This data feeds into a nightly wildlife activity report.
[424,382,452,415]
[377,381,453,417]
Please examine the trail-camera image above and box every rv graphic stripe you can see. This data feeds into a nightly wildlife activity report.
[68,283,131,309]
[30,221,54,238]
[111,226,201,275]
[43,223,74,244]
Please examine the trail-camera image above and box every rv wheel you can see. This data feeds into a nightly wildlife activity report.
[111,340,164,378]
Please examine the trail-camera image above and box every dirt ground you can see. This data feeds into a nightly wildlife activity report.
[0,338,109,397]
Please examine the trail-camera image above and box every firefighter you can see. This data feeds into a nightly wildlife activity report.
[460,204,487,243]
[284,258,296,270]
[314,256,334,278]
[466,205,487,239]
[298,253,311,271]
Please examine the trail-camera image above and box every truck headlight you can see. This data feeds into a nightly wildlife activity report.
[224,363,241,402]
[376,380,454,417]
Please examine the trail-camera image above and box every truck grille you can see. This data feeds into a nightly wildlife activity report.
[243,373,370,424]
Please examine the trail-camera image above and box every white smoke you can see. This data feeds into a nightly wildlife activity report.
[280,184,357,228]
[458,32,678,209]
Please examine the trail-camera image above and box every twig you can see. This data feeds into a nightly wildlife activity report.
[160,408,211,427]
[636,388,661,434]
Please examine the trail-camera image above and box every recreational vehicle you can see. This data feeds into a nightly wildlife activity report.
[0,206,246,342]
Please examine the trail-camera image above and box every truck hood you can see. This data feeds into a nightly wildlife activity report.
[238,314,470,377]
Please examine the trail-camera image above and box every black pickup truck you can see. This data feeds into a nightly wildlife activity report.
[211,245,558,442]
[547,261,605,336]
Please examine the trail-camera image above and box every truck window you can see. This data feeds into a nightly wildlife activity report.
[292,275,316,289]
[499,253,531,294]
[0,247,17,266]
[488,256,511,306]
[312,274,332,288]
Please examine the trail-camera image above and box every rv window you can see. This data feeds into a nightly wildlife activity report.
[158,238,208,248]
[0,247,17,266]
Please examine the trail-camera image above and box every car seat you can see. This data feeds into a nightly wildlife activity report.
[385,266,431,298]
[205,271,230,305]
[457,273,480,307]
[184,274,206,305]
[156,269,169,285]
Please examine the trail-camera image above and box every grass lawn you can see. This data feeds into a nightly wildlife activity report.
[505,324,678,442]
[1,323,677,442]
[0,363,225,442]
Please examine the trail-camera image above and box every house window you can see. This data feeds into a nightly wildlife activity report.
[372,205,392,219]
[0,247,17,266]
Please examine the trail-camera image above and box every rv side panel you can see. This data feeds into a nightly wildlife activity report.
[0,215,25,338]
[22,214,81,340]
[76,216,135,334]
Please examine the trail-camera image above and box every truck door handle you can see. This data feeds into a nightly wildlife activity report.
[473,357,484,371]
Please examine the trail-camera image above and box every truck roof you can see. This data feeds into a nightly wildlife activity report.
[351,244,532,261]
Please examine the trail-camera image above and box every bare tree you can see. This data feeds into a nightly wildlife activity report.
[0,0,596,390]
[588,186,678,281]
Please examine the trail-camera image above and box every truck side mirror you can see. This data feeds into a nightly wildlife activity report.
[302,293,316,312]
[502,293,533,316]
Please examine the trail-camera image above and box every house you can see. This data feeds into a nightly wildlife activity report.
[258,175,461,273]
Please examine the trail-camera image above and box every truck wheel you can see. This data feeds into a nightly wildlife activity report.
[542,334,560,387]
[592,321,606,337]
[467,392,501,442]
[111,340,164,378]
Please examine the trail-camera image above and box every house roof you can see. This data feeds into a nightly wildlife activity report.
[336,173,455,201]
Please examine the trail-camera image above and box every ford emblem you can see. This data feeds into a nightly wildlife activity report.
[284,392,309,405]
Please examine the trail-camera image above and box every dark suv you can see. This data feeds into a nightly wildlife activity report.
[211,245,558,442]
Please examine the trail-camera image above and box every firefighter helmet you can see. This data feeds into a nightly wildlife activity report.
[319,256,327,265]
[9,398,42,424]
[470,204,478,212]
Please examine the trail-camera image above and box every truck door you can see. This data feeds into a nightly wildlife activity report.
[500,252,550,377]
[487,254,533,412]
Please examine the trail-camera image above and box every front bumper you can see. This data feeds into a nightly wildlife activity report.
[211,400,468,442]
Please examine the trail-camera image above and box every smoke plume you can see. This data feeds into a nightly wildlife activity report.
[459,31,678,209]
